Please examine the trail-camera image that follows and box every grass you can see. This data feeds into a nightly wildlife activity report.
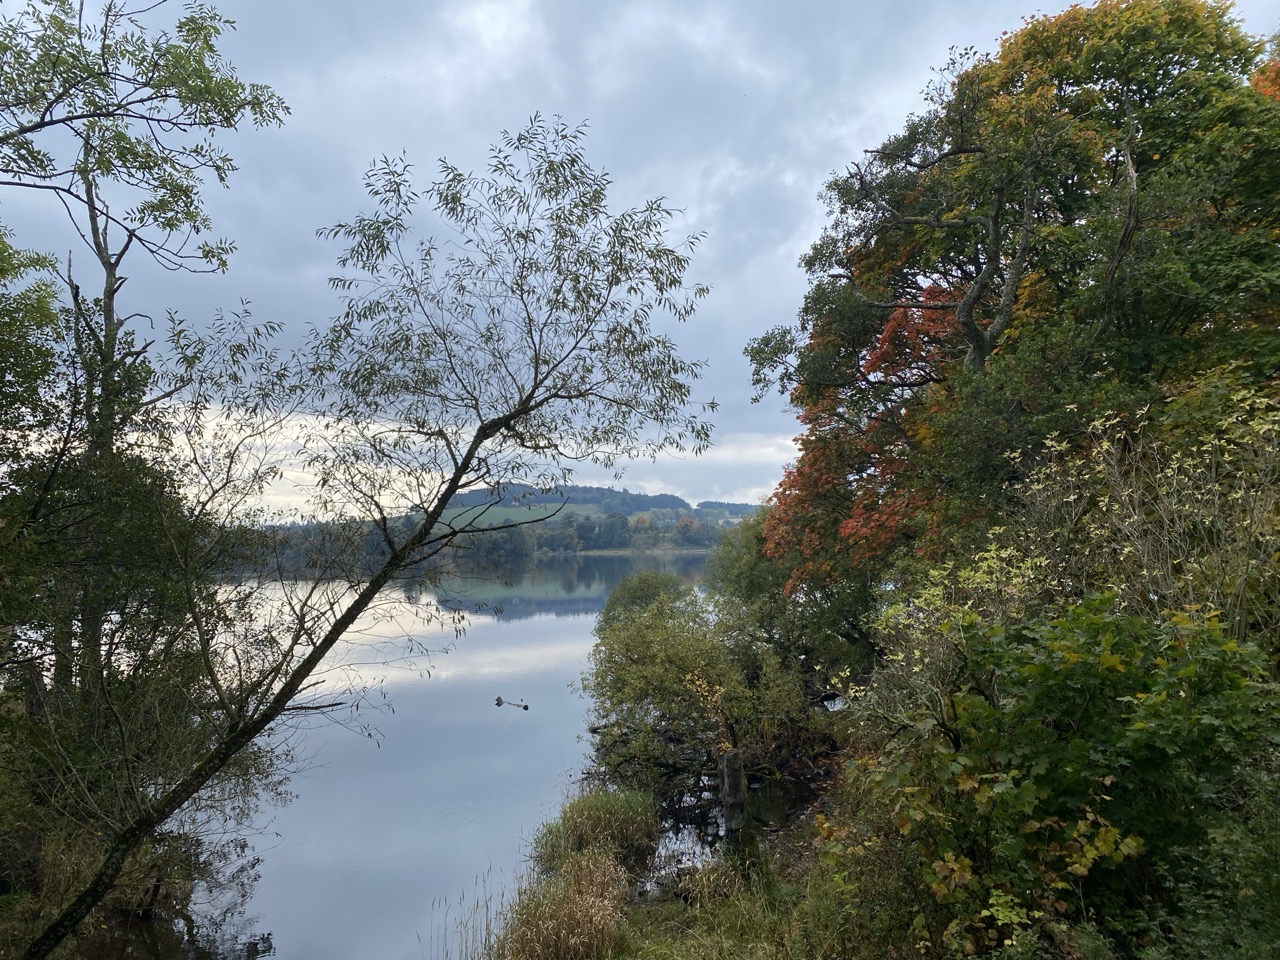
[623,859,807,960]
[530,788,659,878]
[476,788,655,960]
[492,850,628,960]
[429,783,867,960]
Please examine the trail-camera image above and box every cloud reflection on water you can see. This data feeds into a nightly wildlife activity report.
[313,553,705,687]
[245,553,706,960]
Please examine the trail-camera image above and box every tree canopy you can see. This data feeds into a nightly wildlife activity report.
[705,3,1280,956]
[750,0,1280,595]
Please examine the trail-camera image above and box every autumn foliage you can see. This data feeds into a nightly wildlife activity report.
[752,0,1280,597]
[739,3,1280,957]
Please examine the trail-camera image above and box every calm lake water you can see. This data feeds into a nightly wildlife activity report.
[215,552,704,960]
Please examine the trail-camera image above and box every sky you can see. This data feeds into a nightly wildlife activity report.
[12,0,1280,507]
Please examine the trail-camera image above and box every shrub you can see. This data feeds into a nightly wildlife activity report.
[1006,394,1280,648]
[834,598,1279,956]
[1138,750,1280,960]
[530,788,659,877]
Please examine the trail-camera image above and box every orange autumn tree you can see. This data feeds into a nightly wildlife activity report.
[1254,56,1280,99]
[749,0,1280,599]
[759,293,955,591]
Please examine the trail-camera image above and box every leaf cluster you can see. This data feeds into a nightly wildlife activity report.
[0,0,288,270]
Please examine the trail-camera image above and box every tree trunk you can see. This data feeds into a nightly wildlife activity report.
[718,748,746,855]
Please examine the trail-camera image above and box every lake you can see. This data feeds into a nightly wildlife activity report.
[194,552,704,960]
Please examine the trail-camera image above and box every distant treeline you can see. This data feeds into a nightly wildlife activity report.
[254,485,758,577]
[448,482,756,516]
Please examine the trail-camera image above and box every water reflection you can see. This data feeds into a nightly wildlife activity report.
[96,552,704,960]
[82,901,272,960]
[410,552,707,621]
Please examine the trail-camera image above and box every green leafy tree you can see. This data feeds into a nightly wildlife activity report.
[0,0,287,270]
[3,108,711,959]
[0,4,289,956]
[595,569,691,633]
[596,513,632,549]
[586,569,819,826]
[586,590,748,821]
[705,508,877,688]
[0,232,58,473]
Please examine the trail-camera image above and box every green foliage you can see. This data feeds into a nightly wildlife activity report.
[821,366,1280,957]
[595,570,692,633]
[834,599,1279,956]
[747,0,1280,601]
[993,381,1280,648]
[703,513,789,631]
[0,231,57,470]
[706,509,876,685]
[0,0,288,269]
[312,114,713,516]
[585,592,740,810]
[585,572,825,832]
[1140,754,1280,960]
[531,789,660,878]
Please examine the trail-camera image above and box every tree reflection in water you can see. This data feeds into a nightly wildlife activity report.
[96,552,708,959]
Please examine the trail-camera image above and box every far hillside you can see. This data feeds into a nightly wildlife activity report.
[259,485,760,577]
[446,483,755,518]
[444,484,759,558]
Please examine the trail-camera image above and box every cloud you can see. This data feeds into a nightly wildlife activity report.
[569,431,796,505]
[321,607,595,687]
[10,0,1280,512]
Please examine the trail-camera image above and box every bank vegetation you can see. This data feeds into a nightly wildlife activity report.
[486,3,1280,958]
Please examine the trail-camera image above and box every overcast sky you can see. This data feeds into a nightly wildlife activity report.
[16,0,1280,506]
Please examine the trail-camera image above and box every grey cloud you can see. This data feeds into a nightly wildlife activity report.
[9,0,1280,505]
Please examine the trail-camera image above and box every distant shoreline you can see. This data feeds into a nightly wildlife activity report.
[543,546,713,558]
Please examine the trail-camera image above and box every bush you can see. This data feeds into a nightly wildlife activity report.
[1138,750,1280,960]
[530,788,659,877]
[832,598,1279,956]
[1004,394,1280,649]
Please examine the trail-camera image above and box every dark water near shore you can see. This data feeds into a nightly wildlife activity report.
[90,552,705,960]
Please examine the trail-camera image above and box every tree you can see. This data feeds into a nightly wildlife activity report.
[704,508,875,689]
[673,513,700,544]
[586,573,813,829]
[0,4,290,955]
[3,110,711,958]
[0,229,59,484]
[749,0,1280,595]
[0,0,287,271]
[597,512,633,549]
[595,569,691,633]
